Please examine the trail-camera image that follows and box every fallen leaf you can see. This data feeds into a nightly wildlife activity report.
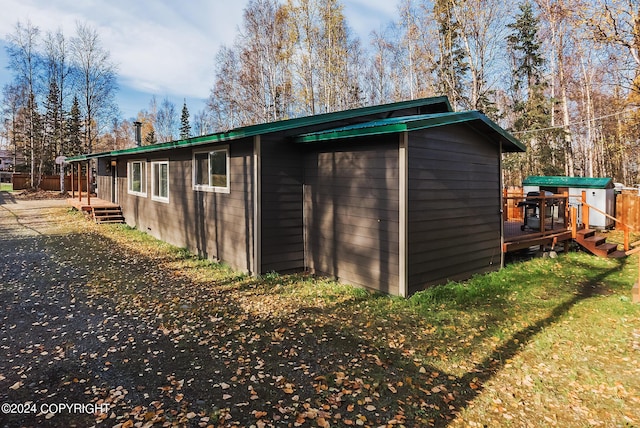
[9,381,23,390]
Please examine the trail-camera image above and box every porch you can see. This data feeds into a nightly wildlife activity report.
[66,158,124,224]
[502,189,573,253]
[67,196,125,224]
[502,188,636,257]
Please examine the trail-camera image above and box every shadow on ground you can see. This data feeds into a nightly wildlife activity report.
[0,204,630,427]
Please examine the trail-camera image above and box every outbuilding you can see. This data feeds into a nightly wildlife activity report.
[72,96,525,296]
[522,175,615,229]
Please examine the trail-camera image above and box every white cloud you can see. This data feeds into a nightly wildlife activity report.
[343,0,399,43]
[0,0,244,99]
[0,0,399,117]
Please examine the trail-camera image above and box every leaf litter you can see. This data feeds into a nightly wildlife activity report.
[0,202,638,427]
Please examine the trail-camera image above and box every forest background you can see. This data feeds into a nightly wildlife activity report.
[1,0,638,188]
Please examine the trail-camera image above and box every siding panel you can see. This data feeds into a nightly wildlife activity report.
[304,138,400,295]
[407,125,501,294]
[260,136,305,272]
[118,140,256,274]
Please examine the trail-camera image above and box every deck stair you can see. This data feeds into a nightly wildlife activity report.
[90,206,125,224]
[575,228,626,259]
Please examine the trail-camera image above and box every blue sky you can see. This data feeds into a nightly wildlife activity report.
[0,0,398,120]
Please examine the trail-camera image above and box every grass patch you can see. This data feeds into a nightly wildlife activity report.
[40,211,640,426]
[0,182,13,192]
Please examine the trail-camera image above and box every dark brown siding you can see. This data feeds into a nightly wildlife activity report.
[117,139,255,274]
[260,136,304,272]
[407,126,501,294]
[96,158,115,203]
[304,138,400,294]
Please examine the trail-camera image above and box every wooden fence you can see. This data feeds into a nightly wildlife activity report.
[616,190,640,231]
[12,173,88,191]
[504,187,524,221]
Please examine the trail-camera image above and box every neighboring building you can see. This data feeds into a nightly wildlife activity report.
[0,149,26,183]
[69,97,525,296]
[0,149,25,172]
[523,176,615,229]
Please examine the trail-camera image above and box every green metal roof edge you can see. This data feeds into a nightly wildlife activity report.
[296,121,410,142]
[66,152,110,162]
[72,96,452,159]
[296,111,526,152]
[523,175,613,189]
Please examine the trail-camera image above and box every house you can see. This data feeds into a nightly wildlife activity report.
[0,149,27,171]
[523,176,615,229]
[69,97,525,296]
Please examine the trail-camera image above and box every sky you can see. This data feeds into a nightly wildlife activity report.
[0,0,399,120]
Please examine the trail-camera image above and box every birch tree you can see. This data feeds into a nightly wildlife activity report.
[6,20,41,187]
[71,22,118,154]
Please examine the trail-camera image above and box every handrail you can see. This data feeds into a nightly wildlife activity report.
[568,193,636,232]
[574,190,633,251]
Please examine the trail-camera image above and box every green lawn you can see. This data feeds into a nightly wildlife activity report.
[0,182,13,192]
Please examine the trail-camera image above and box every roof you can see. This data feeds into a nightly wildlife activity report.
[295,111,525,152]
[523,176,614,189]
[66,96,453,162]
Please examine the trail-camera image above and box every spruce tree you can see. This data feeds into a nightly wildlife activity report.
[180,101,191,140]
[67,96,83,156]
[433,0,468,110]
[145,129,157,145]
[44,80,63,174]
[506,1,561,177]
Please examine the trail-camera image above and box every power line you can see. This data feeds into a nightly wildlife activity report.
[511,105,640,135]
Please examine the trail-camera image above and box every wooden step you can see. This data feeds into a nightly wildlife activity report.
[595,242,617,254]
[91,206,125,224]
[577,228,596,238]
[574,228,625,259]
[582,235,606,246]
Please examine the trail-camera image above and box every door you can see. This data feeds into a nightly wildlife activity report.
[111,160,117,203]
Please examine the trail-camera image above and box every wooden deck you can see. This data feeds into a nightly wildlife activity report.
[503,220,573,253]
[67,196,119,212]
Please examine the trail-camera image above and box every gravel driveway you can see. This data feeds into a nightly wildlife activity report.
[0,196,201,427]
[0,196,115,427]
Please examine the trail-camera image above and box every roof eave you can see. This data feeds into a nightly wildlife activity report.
[68,96,453,159]
[296,111,526,153]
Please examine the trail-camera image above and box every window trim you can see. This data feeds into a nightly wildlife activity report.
[192,146,230,193]
[127,159,147,197]
[151,160,170,203]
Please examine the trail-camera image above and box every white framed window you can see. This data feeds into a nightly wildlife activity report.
[127,160,147,197]
[151,160,169,203]
[192,147,229,193]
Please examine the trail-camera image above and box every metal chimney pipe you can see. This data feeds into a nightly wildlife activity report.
[133,121,142,147]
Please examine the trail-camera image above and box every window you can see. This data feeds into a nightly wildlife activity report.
[127,160,147,197]
[151,161,169,202]
[193,148,229,192]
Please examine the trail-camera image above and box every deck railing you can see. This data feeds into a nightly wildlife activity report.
[571,190,637,252]
[503,190,570,237]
